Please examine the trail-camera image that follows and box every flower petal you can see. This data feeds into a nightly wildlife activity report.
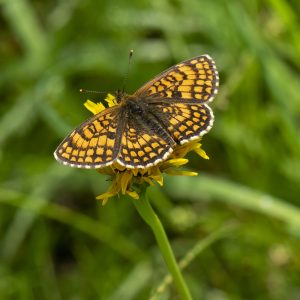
[194,147,209,160]
[161,158,189,169]
[105,94,118,107]
[120,171,133,194]
[96,191,115,205]
[165,170,198,176]
[142,177,154,186]
[149,167,164,186]
[126,190,139,199]
[84,100,106,115]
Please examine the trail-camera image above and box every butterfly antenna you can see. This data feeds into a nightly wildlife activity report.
[79,89,107,95]
[122,49,134,93]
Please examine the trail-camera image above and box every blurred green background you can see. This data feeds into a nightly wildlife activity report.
[1,0,300,299]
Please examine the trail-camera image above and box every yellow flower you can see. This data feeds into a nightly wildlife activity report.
[85,94,209,205]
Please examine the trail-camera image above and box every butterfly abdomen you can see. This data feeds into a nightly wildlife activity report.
[125,98,175,146]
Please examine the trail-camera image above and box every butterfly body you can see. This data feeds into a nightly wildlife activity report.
[54,55,219,169]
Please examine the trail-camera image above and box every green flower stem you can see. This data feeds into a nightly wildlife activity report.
[132,189,193,300]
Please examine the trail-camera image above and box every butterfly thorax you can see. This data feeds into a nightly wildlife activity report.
[116,93,175,146]
[122,95,147,115]
[115,92,148,116]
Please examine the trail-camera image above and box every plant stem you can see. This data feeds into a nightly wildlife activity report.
[132,189,193,300]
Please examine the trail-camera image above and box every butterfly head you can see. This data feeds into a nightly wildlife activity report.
[114,89,128,104]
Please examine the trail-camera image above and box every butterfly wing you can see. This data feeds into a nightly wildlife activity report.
[54,107,123,168]
[134,55,219,103]
[116,113,175,169]
[149,102,214,145]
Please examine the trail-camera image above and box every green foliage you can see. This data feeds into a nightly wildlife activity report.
[0,0,300,299]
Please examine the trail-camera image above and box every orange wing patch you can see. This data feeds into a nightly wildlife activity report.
[150,102,214,144]
[54,108,121,168]
[134,55,219,103]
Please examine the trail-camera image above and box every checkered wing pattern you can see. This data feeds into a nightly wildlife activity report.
[54,55,218,170]
[150,102,214,144]
[134,55,219,103]
[54,107,121,168]
[116,115,174,168]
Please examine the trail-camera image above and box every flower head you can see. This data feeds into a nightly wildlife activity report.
[85,95,209,205]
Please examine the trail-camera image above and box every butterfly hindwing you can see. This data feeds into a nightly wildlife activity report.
[54,107,121,168]
[134,55,219,103]
[149,102,214,144]
[116,113,174,168]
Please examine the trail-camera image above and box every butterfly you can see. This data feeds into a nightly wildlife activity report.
[54,55,219,169]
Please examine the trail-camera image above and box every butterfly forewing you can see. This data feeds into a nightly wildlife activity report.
[54,107,122,168]
[134,55,219,103]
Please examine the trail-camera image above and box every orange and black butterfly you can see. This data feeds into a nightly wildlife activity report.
[54,55,219,169]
